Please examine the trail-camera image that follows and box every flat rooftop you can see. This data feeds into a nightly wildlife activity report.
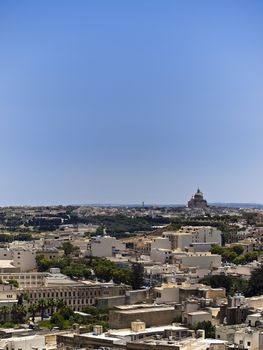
[113,306,175,315]
[108,325,188,337]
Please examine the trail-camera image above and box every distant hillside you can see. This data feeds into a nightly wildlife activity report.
[80,202,263,209]
[210,203,263,209]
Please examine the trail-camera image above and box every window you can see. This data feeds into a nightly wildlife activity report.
[247,342,251,346]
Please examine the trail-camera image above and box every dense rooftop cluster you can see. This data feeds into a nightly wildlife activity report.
[0,201,262,349]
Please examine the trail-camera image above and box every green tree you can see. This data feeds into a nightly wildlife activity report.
[37,299,49,321]
[62,242,75,256]
[222,250,237,263]
[244,251,259,263]
[14,233,33,241]
[96,226,104,235]
[63,263,91,279]
[8,279,19,288]
[230,245,244,256]
[200,275,232,293]
[230,277,248,296]
[28,303,38,323]
[48,299,58,316]
[0,306,10,323]
[130,263,144,290]
[36,255,52,272]
[193,321,215,338]
[50,312,67,329]
[56,299,65,311]
[11,304,26,323]
[112,268,131,285]
[210,245,225,255]
[83,305,99,317]
[247,265,263,296]
[233,256,246,265]
[200,275,248,296]
[23,292,30,302]
[58,306,74,320]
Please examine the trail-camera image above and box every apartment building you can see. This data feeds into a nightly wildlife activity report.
[90,235,126,257]
[0,248,36,272]
[162,226,222,251]
[151,249,221,270]
[154,282,226,304]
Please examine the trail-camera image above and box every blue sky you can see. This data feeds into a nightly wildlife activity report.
[0,0,263,205]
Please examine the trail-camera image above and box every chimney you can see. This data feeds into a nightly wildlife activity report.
[93,325,103,335]
[196,329,205,339]
[131,320,146,332]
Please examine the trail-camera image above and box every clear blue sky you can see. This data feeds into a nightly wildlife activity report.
[0,0,263,205]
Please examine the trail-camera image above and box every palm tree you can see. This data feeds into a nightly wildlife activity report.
[37,299,48,321]
[56,299,65,311]
[0,305,10,323]
[11,304,27,323]
[28,303,38,323]
[48,299,58,316]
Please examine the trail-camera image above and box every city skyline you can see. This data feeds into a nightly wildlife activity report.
[1,1,263,205]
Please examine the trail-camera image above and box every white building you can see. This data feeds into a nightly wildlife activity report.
[175,252,222,270]
[0,248,36,272]
[151,249,221,270]
[234,327,260,350]
[90,235,126,257]
[155,283,180,303]
[163,226,222,251]
[0,249,12,260]
[151,237,171,251]
[150,248,173,264]
[0,284,17,305]
[12,249,37,272]
[0,334,46,350]
[154,282,225,304]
